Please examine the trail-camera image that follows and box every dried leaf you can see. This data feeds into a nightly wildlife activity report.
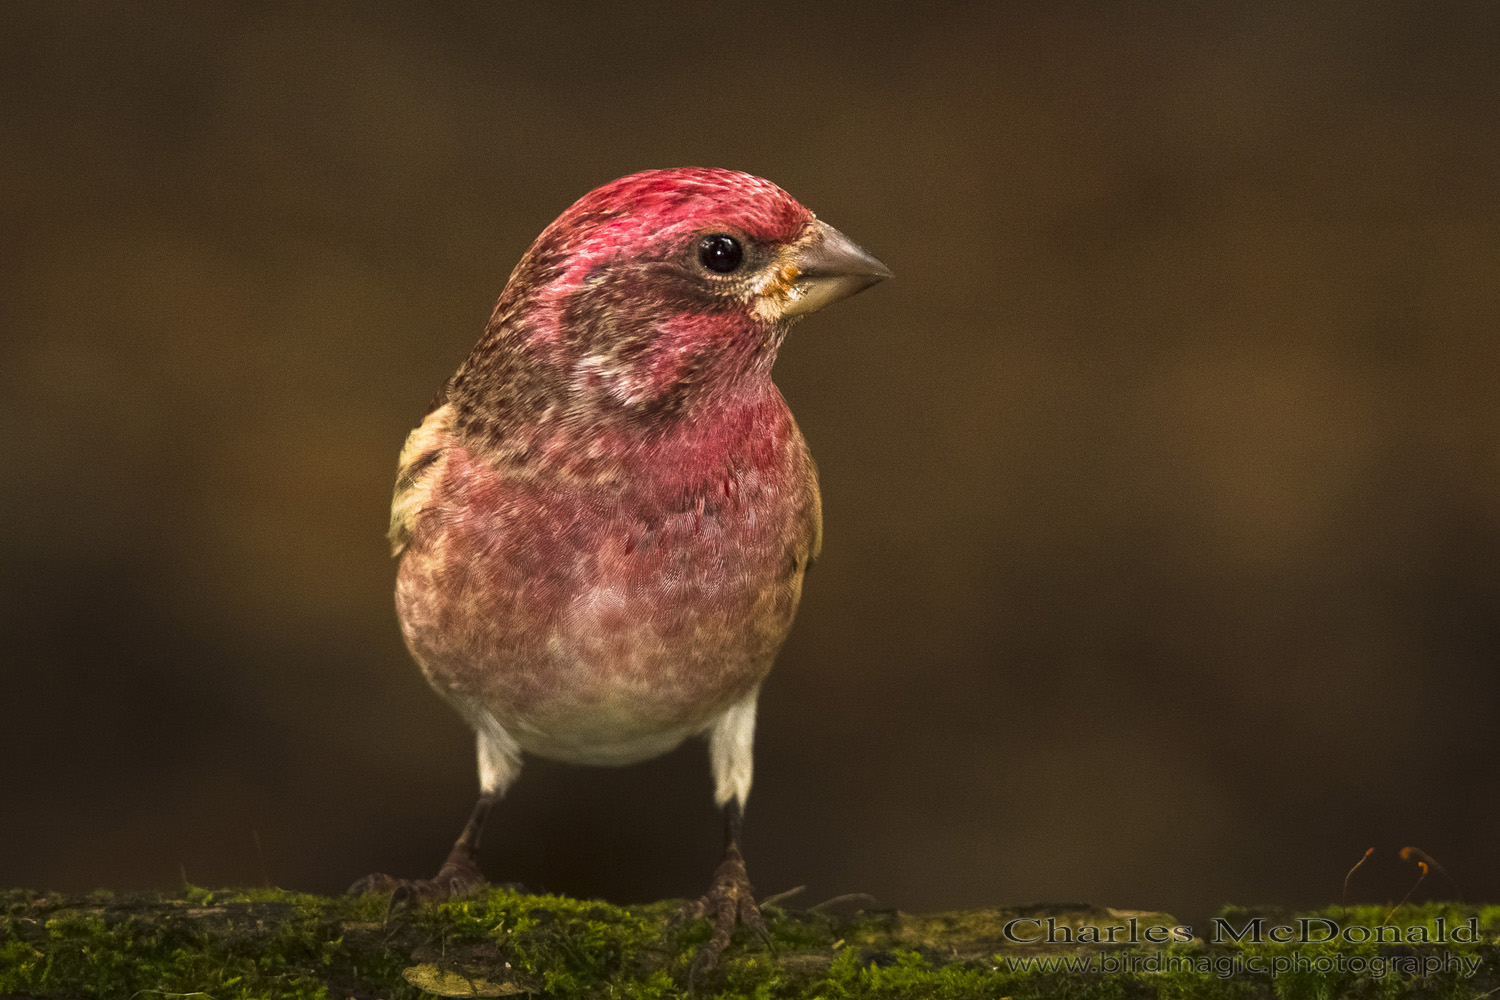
[400,963,527,997]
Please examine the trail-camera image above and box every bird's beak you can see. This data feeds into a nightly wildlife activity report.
[778,219,892,318]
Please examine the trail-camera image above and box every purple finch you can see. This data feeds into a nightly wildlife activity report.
[354,168,890,975]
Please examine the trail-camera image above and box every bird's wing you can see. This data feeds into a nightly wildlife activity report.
[807,470,823,566]
[389,402,455,557]
[799,439,823,570]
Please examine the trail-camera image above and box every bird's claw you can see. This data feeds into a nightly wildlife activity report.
[347,855,487,913]
[678,844,772,989]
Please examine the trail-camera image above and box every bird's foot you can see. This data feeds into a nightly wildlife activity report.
[675,843,772,985]
[350,794,500,911]
[347,852,486,909]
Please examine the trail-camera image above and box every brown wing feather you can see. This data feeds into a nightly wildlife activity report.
[389,404,455,557]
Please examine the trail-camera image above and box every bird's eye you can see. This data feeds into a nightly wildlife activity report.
[698,234,743,274]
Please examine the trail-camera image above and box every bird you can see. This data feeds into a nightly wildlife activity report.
[351,167,890,976]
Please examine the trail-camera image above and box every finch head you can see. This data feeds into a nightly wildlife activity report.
[448,168,890,452]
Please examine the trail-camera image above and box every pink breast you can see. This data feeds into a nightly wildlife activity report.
[395,398,814,735]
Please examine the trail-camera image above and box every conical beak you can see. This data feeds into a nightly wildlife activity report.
[780,219,892,317]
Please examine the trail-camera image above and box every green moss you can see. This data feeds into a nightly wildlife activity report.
[0,889,1496,999]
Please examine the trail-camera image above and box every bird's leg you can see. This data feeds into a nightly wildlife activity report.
[348,793,495,903]
[429,792,494,891]
[680,800,772,981]
[351,707,520,906]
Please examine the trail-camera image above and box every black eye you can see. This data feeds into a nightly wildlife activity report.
[698,234,743,274]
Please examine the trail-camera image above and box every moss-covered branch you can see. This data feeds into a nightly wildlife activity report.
[3,887,1498,998]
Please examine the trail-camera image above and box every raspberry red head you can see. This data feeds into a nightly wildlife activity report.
[449,168,890,451]
[545,168,813,273]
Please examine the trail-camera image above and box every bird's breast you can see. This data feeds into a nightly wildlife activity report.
[394,401,819,764]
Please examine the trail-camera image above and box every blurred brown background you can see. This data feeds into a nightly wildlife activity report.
[4,2,1499,922]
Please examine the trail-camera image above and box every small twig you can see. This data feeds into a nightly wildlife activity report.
[1341,847,1374,906]
[759,885,806,908]
[1382,861,1428,925]
[1400,846,1462,901]
[809,893,882,914]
